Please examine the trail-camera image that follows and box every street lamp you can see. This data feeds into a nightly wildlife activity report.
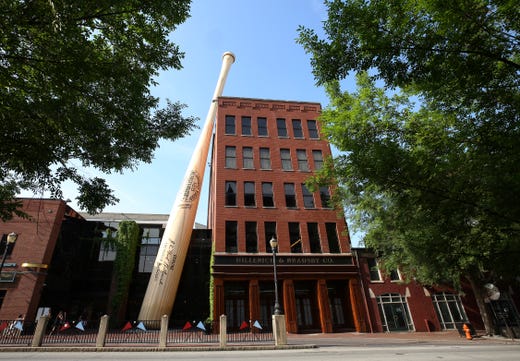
[0,232,18,274]
[269,236,281,315]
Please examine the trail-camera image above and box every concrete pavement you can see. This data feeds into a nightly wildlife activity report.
[0,330,518,352]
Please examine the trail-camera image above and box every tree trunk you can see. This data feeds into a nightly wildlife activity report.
[467,275,494,335]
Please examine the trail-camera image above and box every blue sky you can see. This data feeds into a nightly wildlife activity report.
[53,0,361,244]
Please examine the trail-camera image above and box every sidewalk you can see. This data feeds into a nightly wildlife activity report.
[287,330,520,346]
[1,331,517,352]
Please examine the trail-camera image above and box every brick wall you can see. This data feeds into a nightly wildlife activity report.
[0,199,67,320]
[210,97,351,255]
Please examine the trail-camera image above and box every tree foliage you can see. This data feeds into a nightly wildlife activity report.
[0,0,197,219]
[298,0,520,290]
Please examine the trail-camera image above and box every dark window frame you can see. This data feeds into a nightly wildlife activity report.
[292,119,303,138]
[262,182,274,207]
[241,116,252,136]
[277,118,288,137]
[225,115,236,135]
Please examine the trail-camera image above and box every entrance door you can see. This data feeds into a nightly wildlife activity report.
[294,281,320,332]
[327,280,354,331]
[224,281,249,330]
[433,292,468,330]
[377,293,414,332]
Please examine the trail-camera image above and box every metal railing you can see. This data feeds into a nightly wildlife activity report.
[0,316,274,347]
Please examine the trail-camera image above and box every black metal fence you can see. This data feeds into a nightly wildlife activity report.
[0,317,274,347]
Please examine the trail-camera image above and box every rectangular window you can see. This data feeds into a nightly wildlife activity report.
[225,146,236,168]
[257,117,268,136]
[259,147,271,169]
[307,223,322,253]
[226,221,238,253]
[241,116,252,136]
[289,222,302,253]
[319,186,331,208]
[262,182,274,207]
[308,120,318,138]
[280,148,292,170]
[301,184,315,208]
[284,183,297,208]
[98,228,117,261]
[139,227,161,272]
[264,221,277,252]
[312,150,323,170]
[245,221,258,253]
[139,244,159,272]
[244,181,256,207]
[296,149,309,171]
[277,118,287,137]
[292,119,303,138]
[225,181,237,206]
[325,223,340,253]
[242,147,254,169]
[225,115,236,134]
[390,269,401,281]
[367,258,381,281]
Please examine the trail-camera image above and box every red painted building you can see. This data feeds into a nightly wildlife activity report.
[208,97,369,333]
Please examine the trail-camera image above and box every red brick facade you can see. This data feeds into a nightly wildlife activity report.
[208,97,368,333]
[354,248,485,333]
[0,199,80,321]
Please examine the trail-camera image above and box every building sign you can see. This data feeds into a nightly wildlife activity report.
[214,255,353,266]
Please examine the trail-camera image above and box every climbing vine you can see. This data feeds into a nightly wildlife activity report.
[207,241,215,323]
[110,220,140,316]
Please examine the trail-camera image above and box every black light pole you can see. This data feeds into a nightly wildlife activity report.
[269,236,281,315]
[0,232,18,275]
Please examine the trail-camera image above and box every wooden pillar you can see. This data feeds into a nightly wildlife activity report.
[317,279,333,333]
[249,279,260,327]
[349,278,369,332]
[213,278,225,322]
[283,279,298,333]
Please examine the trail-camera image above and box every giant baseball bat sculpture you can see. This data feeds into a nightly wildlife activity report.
[138,52,235,321]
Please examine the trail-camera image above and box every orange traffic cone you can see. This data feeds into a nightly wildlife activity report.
[462,323,473,340]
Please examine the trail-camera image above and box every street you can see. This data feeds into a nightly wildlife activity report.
[1,344,519,361]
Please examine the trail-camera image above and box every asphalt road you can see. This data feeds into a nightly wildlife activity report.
[1,344,520,361]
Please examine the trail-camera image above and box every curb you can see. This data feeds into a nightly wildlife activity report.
[0,344,317,352]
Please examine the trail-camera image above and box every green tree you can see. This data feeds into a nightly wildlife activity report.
[0,0,197,220]
[298,0,520,334]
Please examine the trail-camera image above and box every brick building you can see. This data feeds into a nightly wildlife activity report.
[353,248,520,337]
[0,199,82,321]
[208,97,368,333]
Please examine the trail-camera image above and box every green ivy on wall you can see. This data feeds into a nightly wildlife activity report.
[207,241,215,323]
[110,220,140,315]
